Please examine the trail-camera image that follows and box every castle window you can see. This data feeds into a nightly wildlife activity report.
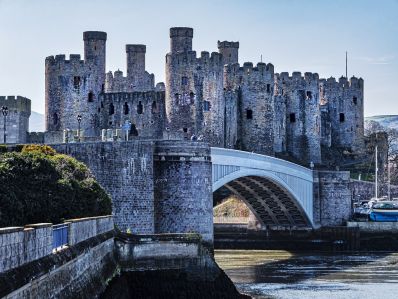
[340,113,345,122]
[109,103,115,115]
[182,76,188,85]
[137,101,143,114]
[88,91,94,102]
[101,84,105,92]
[73,76,81,89]
[190,92,195,104]
[267,84,271,93]
[183,128,188,133]
[123,102,129,115]
[289,113,296,123]
[306,91,312,99]
[152,101,158,114]
[203,101,211,112]
[353,96,358,105]
[246,109,253,119]
[174,93,180,104]
[53,113,58,125]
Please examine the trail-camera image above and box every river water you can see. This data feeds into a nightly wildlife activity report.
[215,250,398,299]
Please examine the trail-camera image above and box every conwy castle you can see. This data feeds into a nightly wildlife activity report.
[37,27,363,167]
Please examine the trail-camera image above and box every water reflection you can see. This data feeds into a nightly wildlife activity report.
[215,250,398,299]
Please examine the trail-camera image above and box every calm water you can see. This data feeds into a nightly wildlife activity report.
[215,250,398,299]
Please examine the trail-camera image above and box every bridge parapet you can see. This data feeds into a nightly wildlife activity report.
[211,147,314,227]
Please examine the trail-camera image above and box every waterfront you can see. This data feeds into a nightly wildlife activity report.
[215,250,398,299]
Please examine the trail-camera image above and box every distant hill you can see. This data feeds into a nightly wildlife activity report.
[365,115,398,131]
[30,111,45,132]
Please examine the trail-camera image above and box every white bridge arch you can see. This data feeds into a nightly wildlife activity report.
[211,148,315,227]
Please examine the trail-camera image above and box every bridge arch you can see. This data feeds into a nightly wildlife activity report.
[211,148,315,227]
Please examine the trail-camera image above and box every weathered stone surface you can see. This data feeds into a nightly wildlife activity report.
[0,96,30,144]
[313,171,352,226]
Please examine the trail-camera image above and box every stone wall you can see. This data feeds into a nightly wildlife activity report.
[66,216,114,245]
[0,223,52,273]
[0,96,31,144]
[313,171,352,226]
[53,142,155,234]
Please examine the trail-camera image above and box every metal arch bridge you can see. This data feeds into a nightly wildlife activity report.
[211,148,315,228]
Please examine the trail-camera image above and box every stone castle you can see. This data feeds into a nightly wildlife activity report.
[42,27,364,166]
[0,96,30,144]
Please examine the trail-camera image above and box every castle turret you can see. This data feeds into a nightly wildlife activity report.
[170,27,193,53]
[126,44,146,89]
[218,41,239,65]
[83,31,107,70]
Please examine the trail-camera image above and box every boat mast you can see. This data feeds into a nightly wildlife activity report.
[375,145,378,199]
[388,159,391,200]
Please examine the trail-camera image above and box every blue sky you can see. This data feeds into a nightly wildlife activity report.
[0,0,397,116]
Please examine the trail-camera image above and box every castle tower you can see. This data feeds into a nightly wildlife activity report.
[45,31,107,139]
[165,27,200,138]
[279,72,322,165]
[320,76,364,151]
[0,96,31,144]
[126,44,146,90]
[218,41,239,65]
[170,27,193,53]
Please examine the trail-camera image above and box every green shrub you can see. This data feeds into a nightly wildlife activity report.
[0,146,112,227]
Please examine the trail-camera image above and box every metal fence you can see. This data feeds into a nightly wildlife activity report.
[52,224,68,250]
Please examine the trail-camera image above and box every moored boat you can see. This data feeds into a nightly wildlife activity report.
[369,201,398,222]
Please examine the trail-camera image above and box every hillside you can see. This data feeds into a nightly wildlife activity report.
[365,115,398,131]
[30,111,45,132]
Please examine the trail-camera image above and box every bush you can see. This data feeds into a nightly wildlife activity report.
[0,145,112,227]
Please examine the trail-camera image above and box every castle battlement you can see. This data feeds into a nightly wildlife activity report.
[320,76,364,90]
[276,71,319,87]
[45,54,85,66]
[0,96,31,113]
[217,41,239,49]
[224,62,274,85]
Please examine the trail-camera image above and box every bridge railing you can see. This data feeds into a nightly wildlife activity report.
[211,147,314,182]
[0,216,113,274]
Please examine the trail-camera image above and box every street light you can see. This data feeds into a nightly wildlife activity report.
[77,114,82,142]
[1,106,8,144]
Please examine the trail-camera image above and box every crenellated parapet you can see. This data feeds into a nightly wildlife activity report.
[0,96,31,143]
[224,62,274,89]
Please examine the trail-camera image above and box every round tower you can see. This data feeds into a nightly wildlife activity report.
[165,27,199,139]
[125,44,146,91]
[126,44,146,79]
[83,31,107,137]
[170,27,193,53]
[217,41,239,65]
[83,31,107,69]
[153,140,213,248]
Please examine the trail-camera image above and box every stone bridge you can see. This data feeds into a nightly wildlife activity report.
[211,148,314,228]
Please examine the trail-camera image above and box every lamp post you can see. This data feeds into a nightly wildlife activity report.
[77,114,82,142]
[1,106,8,144]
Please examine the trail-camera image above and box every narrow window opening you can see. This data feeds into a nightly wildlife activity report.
[289,113,296,123]
[339,113,345,122]
[267,84,271,93]
[190,92,195,104]
[246,109,253,119]
[152,101,158,114]
[203,100,211,112]
[137,101,143,114]
[73,76,81,89]
[53,113,58,125]
[175,93,179,104]
[101,84,105,92]
[109,103,115,115]
[183,128,188,133]
[88,91,94,102]
[123,102,129,115]
[306,91,312,99]
[353,96,357,105]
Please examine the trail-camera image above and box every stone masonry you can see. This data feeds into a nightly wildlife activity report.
[0,96,31,144]
[44,27,366,167]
